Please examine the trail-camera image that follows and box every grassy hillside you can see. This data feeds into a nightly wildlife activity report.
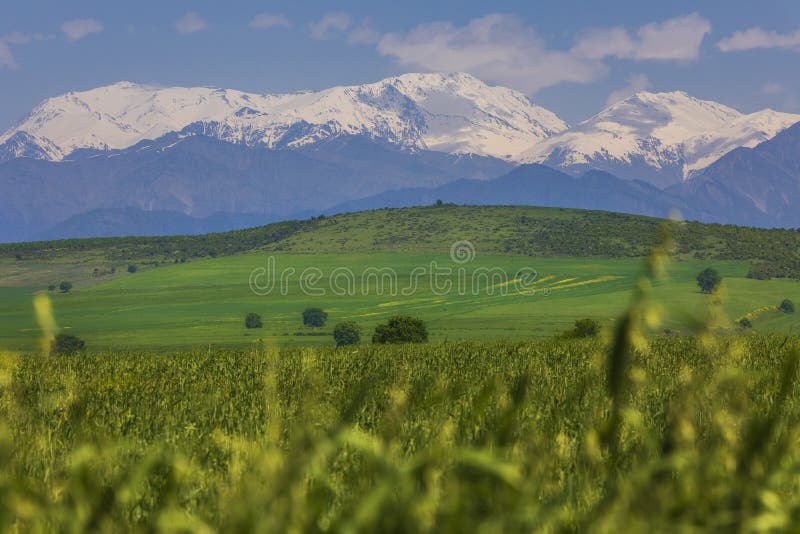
[3,205,800,282]
[1,205,799,350]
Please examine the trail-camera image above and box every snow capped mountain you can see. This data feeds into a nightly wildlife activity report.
[0,73,567,162]
[3,77,799,191]
[519,91,800,187]
[0,131,63,162]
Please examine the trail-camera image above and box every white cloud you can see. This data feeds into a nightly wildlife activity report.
[717,27,800,52]
[4,31,49,45]
[348,18,381,44]
[573,13,711,61]
[175,12,207,34]
[0,32,52,69]
[376,13,710,95]
[310,12,351,40]
[61,18,104,42]
[0,40,16,69]
[570,27,635,60]
[378,14,604,94]
[634,14,711,60]
[606,74,652,106]
[761,82,785,95]
[249,13,291,30]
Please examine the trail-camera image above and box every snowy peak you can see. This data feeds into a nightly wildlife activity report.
[520,90,800,186]
[0,73,566,162]
[597,91,741,140]
[0,131,64,162]
[4,78,798,187]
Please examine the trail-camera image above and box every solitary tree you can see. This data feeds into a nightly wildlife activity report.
[779,299,795,313]
[302,307,328,327]
[333,321,361,347]
[59,281,73,293]
[51,333,85,356]
[245,312,263,329]
[372,315,428,344]
[696,268,722,294]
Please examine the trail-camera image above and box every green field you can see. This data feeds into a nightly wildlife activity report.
[1,251,799,351]
[2,206,799,351]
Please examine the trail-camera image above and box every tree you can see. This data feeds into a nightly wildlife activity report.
[572,318,601,338]
[372,315,428,344]
[333,321,361,347]
[779,299,795,313]
[127,264,137,273]
[739,317,753,329]
[245,312,263,329]
[51,333,85,356]
[696,268,722,294]
[47,284,56,292]
[59,281,73,293]
[302,308,328,327]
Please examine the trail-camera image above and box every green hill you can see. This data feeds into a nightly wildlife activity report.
[3,205,800,277]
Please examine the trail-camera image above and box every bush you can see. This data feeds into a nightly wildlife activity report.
[245,312,263,329]
[571,318,601,338]
[372,315,428,344]
[333,321,361,347]
[127,264,137,273]
[302,308,328,327]
[47,284,56,292]
[58,281,73,293]
[51,334,85,356]
[779,299,795,313]
[696,268,722,294]
[739,317,753,329]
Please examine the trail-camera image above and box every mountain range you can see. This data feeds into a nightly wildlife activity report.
[1,72,799,241]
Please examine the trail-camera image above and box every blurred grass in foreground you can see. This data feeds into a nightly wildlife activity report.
[1,335,799,532]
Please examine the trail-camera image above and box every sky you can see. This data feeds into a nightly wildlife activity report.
[2,0,800,129]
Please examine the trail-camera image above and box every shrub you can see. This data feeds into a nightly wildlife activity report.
[51,333,85,356]
[127,264,137,273]
[58,281,73,293]
[333,321,361,347]
[696,268,722,294]
[245,312,263,329]
[302,308,328,327]
[372,315,428,344]
[739,317,753,329]
[779,299,795,313]
[47,284,56,292]
[572,318,601,338]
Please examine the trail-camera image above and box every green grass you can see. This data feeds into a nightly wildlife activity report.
[3,335,800,531]
[4,205,800,280]
[2,251,798,351]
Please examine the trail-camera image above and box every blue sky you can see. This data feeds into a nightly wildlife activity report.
[2,0,800,129]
